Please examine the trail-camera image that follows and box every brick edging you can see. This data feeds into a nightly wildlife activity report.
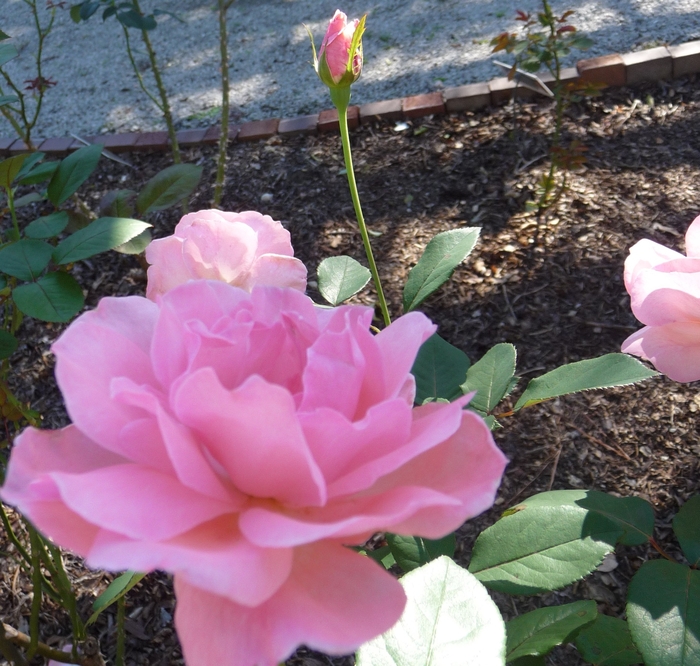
[3,40,700,157]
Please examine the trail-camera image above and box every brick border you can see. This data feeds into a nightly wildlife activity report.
[3,40,699,157]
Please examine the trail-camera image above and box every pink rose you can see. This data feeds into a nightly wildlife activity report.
[145,209,307,300]
[1,282,506,666]
[317,10,364,87]
[622,214,700,382]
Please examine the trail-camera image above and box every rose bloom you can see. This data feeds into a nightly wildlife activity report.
[317,9,363,87]
[622,214,700,382]
[145,209,307,300]
[1,281,506,665]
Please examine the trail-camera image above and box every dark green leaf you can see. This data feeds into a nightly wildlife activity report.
[87,571,145,625]
[403,227,480,312]
[117,9,157,30]
[461,343,517,414]
[153,8,185,22]
[102,6,117,19]
[113,228,151,254]
[575,615,642,666]
[0,43,18,68]
[317,256,371,305]
[514,353,658,411]
[356,557,506,666]
[18,161,59,186]
[411,333,470,404]
[627,560,700,666]
[570,36,595,50]
[0,331,18,360]
[575,492,654,547]
[136,163,202,214]
[468,490,625,595]
[47,143,102,206]
[386,533,456,572]
[53,217,151,264]
[15,151,45,182]
[673,495,700,567]
[79,1,100,20]
[510,657,545,666]
[0,30,10,41]
[362,545,396,570]
[506,601,597,662]
[0,154,29,190]
[24,211,69,240]
[99,189,136,218]
[13,272,84,322]
[0,239,52,280]
[69,4,82,22]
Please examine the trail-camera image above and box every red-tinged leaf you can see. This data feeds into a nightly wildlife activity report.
[557,25,576,34]
[560,10,575,21]
[516,9,530,21]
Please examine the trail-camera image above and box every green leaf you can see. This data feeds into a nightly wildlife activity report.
[461,343,517,414]
[0,30,10,41]
[15,151,45,181]
[69,3,82,22]
[79,1,100,20]
[575,492,654,547]
[47,143,102,206]
[53,217,151,264]
[356,556,506,666]
[627,560,700,666]
[674,495,700,567]
[575,615,642,666]
[510,657,545,666]
[403,227,480,312]
[117,9,157,30]
[0,154,29,190]
[113,228,151,255]
[317,256,371,305]
[386,533,456,573]
[411,333,470,404]
[506,601,597,662]
[87,571,146,626]
[99,189,136,218]
[0,43,18,68]
[13,272,84,322]
[468,490,625,595]
[0,331,18,360]
[14,192,44,208]
[24,211,69,240]
[0,239,52,280]
[362,545,396,570]
[514,353,658,411]
[0,94,19,108]
[18,160,59,186]
[136,164,202,214]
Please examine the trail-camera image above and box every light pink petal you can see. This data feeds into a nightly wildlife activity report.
[374,312,436,399]
[299,306,379,419]
[239,485,461,548]
[624,238,684,289]
[181,216,256,283]
[299,399,412,485]
[230,211,295,256]
[145,236,190,300]
[622,322,700,382]
[370,409,508,538]
[629,260,700,325]
[247,254,307,291]
[52,296,159,454]
[174,368,326,507]
[89,515,293,606]
[52,464,233,541]
[327,399,466,498]
[174,542,405,666]
[685,214,700,257]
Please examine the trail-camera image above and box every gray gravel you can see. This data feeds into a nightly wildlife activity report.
[2,0,700,139]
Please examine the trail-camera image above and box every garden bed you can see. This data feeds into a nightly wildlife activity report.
[2,74,700,665]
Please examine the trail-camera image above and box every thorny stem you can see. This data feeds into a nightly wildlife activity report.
[115,595,126,666]
[213,0,233,207]
[1,623,100,665]
[45,541,85,641]
[122,27,164,112]
[331,87,391,327]
[28,528,42,659]
[130,0,181,164]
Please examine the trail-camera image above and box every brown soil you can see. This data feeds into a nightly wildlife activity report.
[2,74,700,666]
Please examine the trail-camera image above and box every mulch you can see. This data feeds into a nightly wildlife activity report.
[2,73,700,665]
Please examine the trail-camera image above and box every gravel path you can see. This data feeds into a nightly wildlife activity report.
[2,0,700,139]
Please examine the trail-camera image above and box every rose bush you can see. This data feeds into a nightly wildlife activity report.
[315,9,364,88]
[622,214,700,382]
[145,209,307,300]
[1,280,507,666]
